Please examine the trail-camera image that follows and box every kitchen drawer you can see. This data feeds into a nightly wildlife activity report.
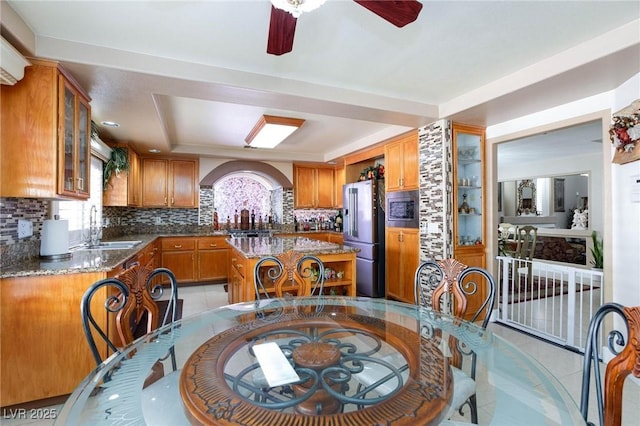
[197,236,228,250]
[230,255,247,278]
[161,237,196,251]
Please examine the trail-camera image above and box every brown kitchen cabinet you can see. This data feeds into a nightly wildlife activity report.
[452,123,486,270]
[334,165,346,208]
[293,164,336,208]
[384,130,418,192]
[1,58,91,199]
[228,244,356,304]
[452,123,487,320]
[103,145,141,207]
[228,251,247,304]
[141,157,199,208]
[385,227,419,304]
[161,237,197,283]
[326,233,344,244]
[197,236,229,283]
[0,272,105,406]
[160,236,229,285]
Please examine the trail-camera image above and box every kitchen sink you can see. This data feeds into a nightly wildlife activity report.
[71,240,142,251]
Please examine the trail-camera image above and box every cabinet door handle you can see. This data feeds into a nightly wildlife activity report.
[174,245,182,248]
[77,177,84,190]
[171,197,175,205]
[164,197,168,205]
[209,244,217,247]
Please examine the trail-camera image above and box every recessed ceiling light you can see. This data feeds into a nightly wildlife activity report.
[100,121,120,128]
[148,149,161,153]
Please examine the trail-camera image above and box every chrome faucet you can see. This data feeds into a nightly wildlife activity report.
[88,205,101,246]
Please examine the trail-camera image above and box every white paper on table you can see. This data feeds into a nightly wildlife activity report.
[252,342,300,387]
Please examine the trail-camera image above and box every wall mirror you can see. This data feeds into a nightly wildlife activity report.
[517,179,536,215]
[500,174,589,228]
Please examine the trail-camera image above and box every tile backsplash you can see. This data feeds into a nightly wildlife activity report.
[0,198,49,266]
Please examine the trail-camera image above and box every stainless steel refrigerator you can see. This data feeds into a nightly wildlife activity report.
[343,180,385,297]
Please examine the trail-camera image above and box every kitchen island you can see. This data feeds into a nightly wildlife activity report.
[227,236,358,303]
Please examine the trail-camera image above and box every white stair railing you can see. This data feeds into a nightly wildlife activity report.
[496,256,603,352]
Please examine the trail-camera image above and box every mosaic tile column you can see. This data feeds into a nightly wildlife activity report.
[417,120,453,262]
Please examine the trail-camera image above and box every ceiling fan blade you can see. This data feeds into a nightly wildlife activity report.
[267,6,297,55]
[354,0,423,27]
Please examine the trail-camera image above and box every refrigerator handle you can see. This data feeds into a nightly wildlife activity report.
[350,189,358,237]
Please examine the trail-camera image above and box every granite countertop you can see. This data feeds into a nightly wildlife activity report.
[0,235,159,278]
[227,236,357,259]
[0,231,346,278]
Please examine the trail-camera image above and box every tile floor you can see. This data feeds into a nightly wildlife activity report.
[3,283,638,426]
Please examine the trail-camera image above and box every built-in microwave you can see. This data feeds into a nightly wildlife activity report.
[386,190,419,228]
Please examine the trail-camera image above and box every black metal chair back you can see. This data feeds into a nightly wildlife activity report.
[80,266,180,371]
[580,302,638,426]
[80,278,130,366]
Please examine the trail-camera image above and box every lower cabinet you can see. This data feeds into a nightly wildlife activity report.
[385,227,419,304]
[161,236,229,285]
[0,272,105,406]
[197,236,229,282]
[327,233,344,244]
[161,237,197,283]
[228,245,356,304]
[229,251,247,304]
[453,246,487,321]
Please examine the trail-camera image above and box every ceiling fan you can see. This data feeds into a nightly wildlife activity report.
[267,0,423,55]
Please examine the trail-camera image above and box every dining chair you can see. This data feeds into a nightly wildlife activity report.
[580,303,640,426]
[413,258,496,424]
[253,249,326,300]
[513,225,537,286]
[113,264,181,373]
[80,265,187,424]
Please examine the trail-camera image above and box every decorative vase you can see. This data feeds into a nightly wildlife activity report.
[459,193,470,214]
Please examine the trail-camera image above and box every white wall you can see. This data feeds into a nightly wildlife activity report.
[487,74,640,306]
[611,74,640,307]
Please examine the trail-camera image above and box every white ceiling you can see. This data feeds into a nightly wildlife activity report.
[497,119,604,164]
[3,1,639,163]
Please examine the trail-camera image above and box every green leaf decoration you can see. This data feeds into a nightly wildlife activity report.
[103,147,130,190]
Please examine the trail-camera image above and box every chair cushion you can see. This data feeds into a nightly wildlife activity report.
[354,352,408,396]
[445,366,477,419]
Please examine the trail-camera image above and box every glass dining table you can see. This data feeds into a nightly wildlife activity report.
[56,296,585,425]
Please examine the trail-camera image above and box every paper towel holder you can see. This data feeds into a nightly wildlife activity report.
[40,215,72,261]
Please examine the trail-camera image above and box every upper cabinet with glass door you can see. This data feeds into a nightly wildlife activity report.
[58,75,91,199]
[0,58,91,199]
[452,123,486,269]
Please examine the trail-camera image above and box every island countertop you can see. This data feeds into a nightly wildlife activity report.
[226,236,358,259]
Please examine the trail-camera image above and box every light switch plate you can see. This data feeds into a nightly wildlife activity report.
[18,219,33,238]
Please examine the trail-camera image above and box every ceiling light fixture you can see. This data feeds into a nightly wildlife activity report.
[245,115,305,149]
[270,0,326,18]
[100,120,120,128]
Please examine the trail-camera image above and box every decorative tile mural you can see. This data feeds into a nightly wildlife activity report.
[214,177,274,227]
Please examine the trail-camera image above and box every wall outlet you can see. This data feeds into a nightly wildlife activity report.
[18,219,33,238]
[155,217,162,225]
